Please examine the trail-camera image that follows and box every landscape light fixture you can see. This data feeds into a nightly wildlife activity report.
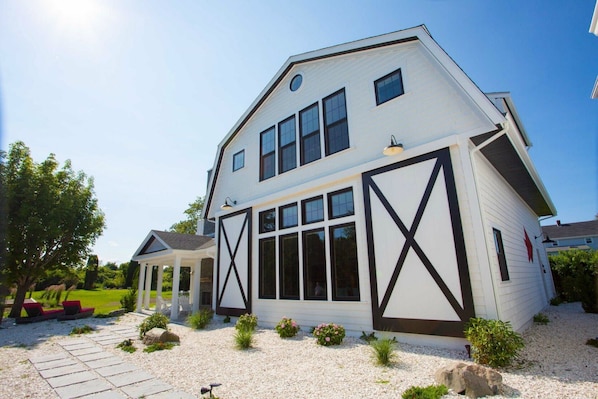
[220,197,236,210]
[382,135,404,156]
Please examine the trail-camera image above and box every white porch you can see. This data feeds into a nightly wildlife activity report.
[132,230,216,321]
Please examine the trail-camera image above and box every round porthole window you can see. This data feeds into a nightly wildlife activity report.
[290,74,303,91]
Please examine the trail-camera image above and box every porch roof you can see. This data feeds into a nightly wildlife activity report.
[132,230,215,266]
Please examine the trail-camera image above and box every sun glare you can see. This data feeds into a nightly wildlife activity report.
[43,0,107,37]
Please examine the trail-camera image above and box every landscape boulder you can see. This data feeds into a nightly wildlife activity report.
[142,328,180,345]
[435,362,503,398]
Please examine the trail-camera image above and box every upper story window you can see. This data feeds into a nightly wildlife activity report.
[299,103,321,165]
[375,68,404,105]
[278,116,297,174]
[260,127,275,181]
[328,188,354,219]
[233,150,245,172]
[586,237,593,244]
[302,196,324,224]
[280,203,298,229]
[259,209,276,233]
[323,89,349,156]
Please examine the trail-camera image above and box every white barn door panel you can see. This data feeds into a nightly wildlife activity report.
[362,148,474,337]
[217,208,252,316]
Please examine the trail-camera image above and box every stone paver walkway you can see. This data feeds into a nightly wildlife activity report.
[29,326,195,399]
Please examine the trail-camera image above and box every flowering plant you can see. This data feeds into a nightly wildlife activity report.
[275,317,299,338]
[235,313,258,332]
[313,322,345,346]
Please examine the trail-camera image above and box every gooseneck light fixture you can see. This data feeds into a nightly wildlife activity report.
[534,234,555,244]
[220,197,236,210]
[382,135,404,156]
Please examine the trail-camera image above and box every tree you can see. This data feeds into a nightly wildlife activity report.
[169,196,204,235]
[1,142,105,318]
[83,254,99,290]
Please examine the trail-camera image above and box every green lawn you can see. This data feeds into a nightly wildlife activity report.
[3,289,173,317]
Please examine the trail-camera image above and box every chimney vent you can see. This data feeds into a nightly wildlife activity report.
[557,220,561,226]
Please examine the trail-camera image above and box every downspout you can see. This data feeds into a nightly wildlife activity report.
[467,127,507,320]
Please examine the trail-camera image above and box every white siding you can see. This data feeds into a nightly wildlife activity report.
[209,41,495,219]
[475,153,554,331]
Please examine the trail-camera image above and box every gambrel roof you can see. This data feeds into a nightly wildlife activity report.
[202,25,555,219]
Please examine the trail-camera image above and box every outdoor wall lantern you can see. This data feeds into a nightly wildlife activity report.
[382,135,404,156]
[535,234,555,244]
[220,197,236,210]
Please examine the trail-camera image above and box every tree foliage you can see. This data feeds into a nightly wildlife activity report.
[169,196,204,235]
[549,249,598,313]
[1,142,105,318]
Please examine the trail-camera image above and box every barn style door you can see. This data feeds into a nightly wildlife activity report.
[362,148,474,337]
[216,208,252,316]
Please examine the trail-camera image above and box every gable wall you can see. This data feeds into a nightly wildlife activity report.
[209,41,495,218]
[474,152,554,331]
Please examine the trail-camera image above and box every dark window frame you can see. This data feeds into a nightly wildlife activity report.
[279,203,298,229]
[278,115,297,174]
[258,237,276,299]
[279,233,300,300]
[374,68,405,105]
[493,228,510,281]
[301,195,324,225]
[303,228,327,301]
[232,149,245,172]
[328,187,354,220]
[323,88,349,156]
[299,102,321,165]
[259,209,276,234]
[330,222,360,301]
[260,127,276,181]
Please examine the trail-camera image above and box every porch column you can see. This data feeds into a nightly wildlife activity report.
[192,259,201,313]
[143,265,153,310]
[156,265,164,312]
[170,256,181,320]
[136,263,146,312]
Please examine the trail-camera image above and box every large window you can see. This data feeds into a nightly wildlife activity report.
[299,103,321,165]
[233,150,245,172]
[278,116,296,173]
[302,196,324,225]
[493,228,510,281]
[259,209,276,233]
[323,89,349,156]
[259,238,276,298]
[328,188,354,219]
[280,203,298,229]
[303,229,327,300]
[260,127,275,181]
[374,68,404,105]
[330,223,359,300]
[280,234,299,299]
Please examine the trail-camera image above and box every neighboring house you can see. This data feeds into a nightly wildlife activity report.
[135,26,557,346]
[542,219,598,253]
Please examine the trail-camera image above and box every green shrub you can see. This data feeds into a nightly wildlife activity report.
[402,384,448,399]
[549,296,563,306]
[138,313,169,338]
[223,315,231,323]
[549,249,598,313]
[70,325,94,335]
[120,287,137,312]
[235,313,258,332]
[313,322,345,346]
[187,308,214,329]
[117,339,136,353]
[275,317,299,338]
[533,312,549,324]
[464,317,524,367]
[143,342,174,353]
[371,337,397,366]
[234,328,254,349]
[360,331,378,342]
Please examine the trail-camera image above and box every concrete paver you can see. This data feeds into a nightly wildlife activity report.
[34,358,78,370]
[95,363,138,377]
[106,370,153,387]
[79,391,127,399]
[77,351,113,362]
[84,356,123,369]
[39,364,88,379]
[47,371,97,388]
[69,346,103,356]
[54,378,112,399]
[120,380,173,398]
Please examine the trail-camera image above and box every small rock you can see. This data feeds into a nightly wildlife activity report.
[142,328,180,345]
[435,362,502,398]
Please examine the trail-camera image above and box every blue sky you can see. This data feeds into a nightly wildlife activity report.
[1,0,596,264]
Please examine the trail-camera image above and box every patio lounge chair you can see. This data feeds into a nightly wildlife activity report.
[15,302,64,324]
[57,300,95,321]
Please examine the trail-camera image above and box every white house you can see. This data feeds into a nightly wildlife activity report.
[135,26,556,346]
